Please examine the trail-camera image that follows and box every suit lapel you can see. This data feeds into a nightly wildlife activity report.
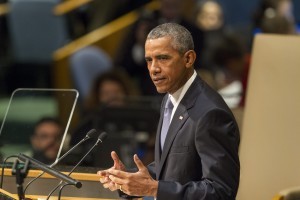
[157,104,189,179]
[155,77,203,179]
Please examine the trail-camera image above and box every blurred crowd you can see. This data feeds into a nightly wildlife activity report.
[70,0,298,112]
[0,0,299,167]
[1,0,298,106]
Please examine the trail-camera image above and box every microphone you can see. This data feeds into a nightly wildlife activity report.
[23,129,98,193]
[51,128,98,166]
[47,132,108,200]
[18,153,82,188]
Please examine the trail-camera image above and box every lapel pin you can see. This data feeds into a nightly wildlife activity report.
[179,116,183,120]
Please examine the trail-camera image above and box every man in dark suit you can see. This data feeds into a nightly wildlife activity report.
[97,22,240,199]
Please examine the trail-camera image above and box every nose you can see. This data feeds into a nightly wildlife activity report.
[149,60,160,75]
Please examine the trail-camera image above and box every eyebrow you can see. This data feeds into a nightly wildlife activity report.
[145,56,151,61]
[156,54,171,59]
[145,54,171,59]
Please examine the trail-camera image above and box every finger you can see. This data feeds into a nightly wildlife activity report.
[133,154,146,171]
[103,182,117,191]
[108,174,126,185]
[103,182,110,189]
[108,168,128,178]
[111,151,121,169]
[97,170,109,177]
[108,182,118,191]
[100,176,110,184]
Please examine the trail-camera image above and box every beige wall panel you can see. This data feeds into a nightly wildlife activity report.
[237,34,300,200]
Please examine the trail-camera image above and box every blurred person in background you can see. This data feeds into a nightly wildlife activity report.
[155,0,205,68]
[260,10,296,34]
[30,117,64,165]
[83,69,138,113]
[253,0,296,34]
[69,69,139,167]
[115,11,157,95]
[194,0,226,73]
[195,0,224,32]
[116,0,205,95]
[210,33,248,109]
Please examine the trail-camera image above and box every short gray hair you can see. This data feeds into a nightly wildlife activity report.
[146,23,194,54]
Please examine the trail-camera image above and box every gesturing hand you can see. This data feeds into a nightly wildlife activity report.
[97,151,126,191]
[107,154,158,197]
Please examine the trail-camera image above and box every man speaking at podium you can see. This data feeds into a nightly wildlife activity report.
[98,23,240,200]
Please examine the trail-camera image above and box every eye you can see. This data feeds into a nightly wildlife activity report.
[145,58,152,63]
[157,55,169,60]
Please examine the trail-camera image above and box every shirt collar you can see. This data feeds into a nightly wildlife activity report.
[169,70,197,106]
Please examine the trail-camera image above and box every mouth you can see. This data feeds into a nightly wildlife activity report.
[152,77,166,85]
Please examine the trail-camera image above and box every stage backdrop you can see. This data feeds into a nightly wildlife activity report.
[237,34,300,200]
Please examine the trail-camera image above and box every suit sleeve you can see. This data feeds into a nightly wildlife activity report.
[157,109,240,200]
[147,161,156,179]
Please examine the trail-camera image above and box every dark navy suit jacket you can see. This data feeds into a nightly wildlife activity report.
[147,76,240,200]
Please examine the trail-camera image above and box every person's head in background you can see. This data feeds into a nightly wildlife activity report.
[159,0,184,23]
[211,33,246,88]
[30,117,64,164]
[261,13,296,34]
[84,69,137,111]
[132,11,157,65]
[195,0,224,31]
[271,0,294,21]
[254,0,294,30]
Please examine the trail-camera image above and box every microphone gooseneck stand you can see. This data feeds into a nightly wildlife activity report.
[47,132,107,200]
[23,129,98,194]
[12,159,30,200]
[0,155,18,189]
[58,183,73,200]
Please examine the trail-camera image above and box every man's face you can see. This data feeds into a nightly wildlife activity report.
[31,122,63,161]
[145,36,193,94]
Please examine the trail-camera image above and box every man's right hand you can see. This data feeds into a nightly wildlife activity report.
[97,151,126,191]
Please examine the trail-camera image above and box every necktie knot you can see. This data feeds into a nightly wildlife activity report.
[165,98,174,110]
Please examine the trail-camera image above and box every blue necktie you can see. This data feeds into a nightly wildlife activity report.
[160,97,174,150]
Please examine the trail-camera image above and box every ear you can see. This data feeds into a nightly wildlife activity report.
[184,50,196,68]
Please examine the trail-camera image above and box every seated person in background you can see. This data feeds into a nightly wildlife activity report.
[260,13,296,34]
[253,0,296,34]
[30,117,63,165]
[194,0,226,72]
[69,69,139,167]
[195,0,224,32]
[209,33,248,109]
[83,69,136,112]
[115,11,157,96]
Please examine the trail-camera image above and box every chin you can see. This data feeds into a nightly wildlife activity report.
[156,88,168,94]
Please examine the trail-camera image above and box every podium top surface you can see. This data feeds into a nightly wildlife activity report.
[3,168,100,181]
[0,188,119,200]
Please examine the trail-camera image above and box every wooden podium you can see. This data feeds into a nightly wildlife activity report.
[0,188,116,200]
[0,188,17,200]
[1,168,120,199]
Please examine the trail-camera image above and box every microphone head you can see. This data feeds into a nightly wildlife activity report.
[86,129,98,138]
[75,181,82,188]
[98,132,108,142]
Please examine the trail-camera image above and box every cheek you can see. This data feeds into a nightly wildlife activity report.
[167,65,184,81]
